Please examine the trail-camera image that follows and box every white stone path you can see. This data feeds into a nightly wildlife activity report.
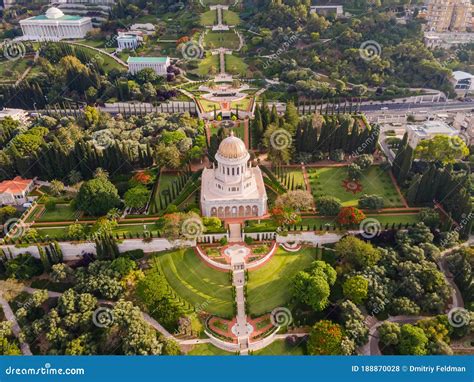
[232,268,251,354]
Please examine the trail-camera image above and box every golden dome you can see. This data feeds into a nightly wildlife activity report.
[217,132,248,159]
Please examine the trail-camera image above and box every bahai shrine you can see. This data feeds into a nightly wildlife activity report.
[200,132,268,218]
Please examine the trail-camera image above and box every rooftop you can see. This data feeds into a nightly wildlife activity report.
[28,7,83,21]
[127,56,169,63]
[0,176,33,194]
[407,121,457,137]
[453,71,474,81]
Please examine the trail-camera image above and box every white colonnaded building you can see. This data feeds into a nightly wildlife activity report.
[127,56,171,76]
[201,132,268,218]
[19,7,93,41]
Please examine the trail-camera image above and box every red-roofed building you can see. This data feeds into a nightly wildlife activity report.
[0,177,34,206]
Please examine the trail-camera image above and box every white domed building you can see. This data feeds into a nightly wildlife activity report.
[20,7,93,41]
[201,133,268,218]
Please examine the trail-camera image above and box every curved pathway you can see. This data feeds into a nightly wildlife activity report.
[0,294,32,355]
[69,42,128,67]
[360,238,472,355]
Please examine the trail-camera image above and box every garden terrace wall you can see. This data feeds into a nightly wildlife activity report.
[276,232,342,246]
[243,232,277,241]
[195,245,232,271]
[246,241,277,270]
[204,330,240,352]
[196,233,229,244]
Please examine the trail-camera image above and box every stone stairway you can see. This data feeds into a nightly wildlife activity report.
[232,269,250,354]
[228,223,242,242]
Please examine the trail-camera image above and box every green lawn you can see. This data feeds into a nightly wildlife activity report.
[150,249,234,317]
[276,168,305,191]
[186,343,232,355]
[34,227,69,238]
[31,222,160,240]
[203,31,240,50]
[245,213,420,233]
[225,54,247,76]
[196,54,219,77]
[0,58,32,82]
[254,339,306,355]
[223,10,240,25]
[199,98,220,113]
[209,121,245,140]
[308,166,404,207]
[72,44,126,72]
[200,10,217,26]
[36,204,80,222]
[247,248,317,316]
[149,171,182,213]
[230,97,251,112]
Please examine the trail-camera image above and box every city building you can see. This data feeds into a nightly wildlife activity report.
[0,176,34,206]
[310,5,344,18]
[127,56,170,76]
[452,70,474,94]
[19,7,93,41]
[424,31,474,48]
[453,112,474,145]
[200,132,268,218]
[426,0,472,32]
[117,32,140,51]
[406,120,459,148]
[130,23,156,35]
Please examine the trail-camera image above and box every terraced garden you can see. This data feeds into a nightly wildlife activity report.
[308,166,404,207]
[247,248,318,316]
[203,30,240,50]
[149,248,234,317]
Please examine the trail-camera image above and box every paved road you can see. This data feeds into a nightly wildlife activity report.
[267,100,474,115]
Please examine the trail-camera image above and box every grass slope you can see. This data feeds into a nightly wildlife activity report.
[203,31,240,50]
[247,248,317,316]
[254,339,306,355]
[187,343,232,355]
[151,249,234,317]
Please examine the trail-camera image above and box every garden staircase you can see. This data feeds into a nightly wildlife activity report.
[229,223,243,242]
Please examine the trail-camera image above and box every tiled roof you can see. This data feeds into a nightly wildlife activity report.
[0,177,33,194]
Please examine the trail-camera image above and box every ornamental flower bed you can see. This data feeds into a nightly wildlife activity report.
[336,206,366,226]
